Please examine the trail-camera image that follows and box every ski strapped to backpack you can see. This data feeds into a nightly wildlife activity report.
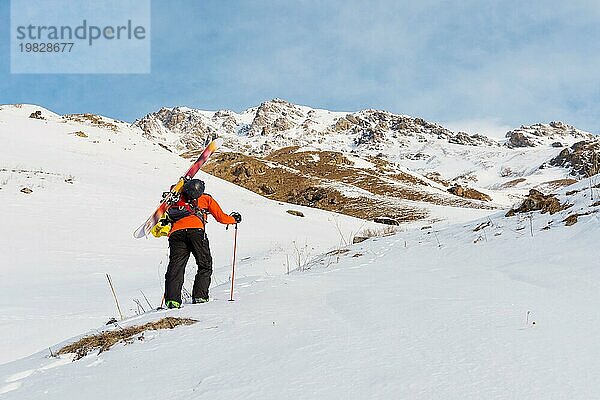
[151,193,211,238]
[134,138,222,239]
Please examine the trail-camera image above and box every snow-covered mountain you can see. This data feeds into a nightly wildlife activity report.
[135,98,599,221]
[136,98,595,157]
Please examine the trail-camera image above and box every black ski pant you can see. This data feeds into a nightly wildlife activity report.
[164,228,213,304]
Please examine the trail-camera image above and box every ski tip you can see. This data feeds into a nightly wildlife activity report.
[211,137,224,149]
[133,225,147,239]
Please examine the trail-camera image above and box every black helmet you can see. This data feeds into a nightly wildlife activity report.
[182,179,205,201]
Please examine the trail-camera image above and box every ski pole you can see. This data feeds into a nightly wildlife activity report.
[229,224,239,301]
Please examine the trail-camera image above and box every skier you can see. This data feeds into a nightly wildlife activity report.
[163,178,241,309]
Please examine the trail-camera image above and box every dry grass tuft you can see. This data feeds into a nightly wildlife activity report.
[64,114,118,132]
[498,178,526,189]
[286,209,305,217]
[563,211,595,226]
[58,317,197,360]
[325,248,350,256]
[360,226,399,238]
[539,178,578,190]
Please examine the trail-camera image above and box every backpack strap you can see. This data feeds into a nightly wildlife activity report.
[187,200,210,239]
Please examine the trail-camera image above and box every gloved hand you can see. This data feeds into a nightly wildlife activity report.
[230,212,242,223]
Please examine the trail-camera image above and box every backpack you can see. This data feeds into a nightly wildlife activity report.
[150,196,209,238]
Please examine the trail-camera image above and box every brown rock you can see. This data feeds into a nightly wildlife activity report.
[374,217,399,226]
[473,221,492,232]
[333,117,354,132]
[301,187,328,204]
[345,114,360,125]
[273,117,292,132]
[447,185,491,202]
[505,131,535,148]
[259,184,275,195]
[549,140,600,177]
[29,110,44,120]
[509,189,564,215]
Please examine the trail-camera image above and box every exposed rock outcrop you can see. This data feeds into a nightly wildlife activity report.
[505,122,593,148]
[549,140,600,178]
[505,131,535,148]
[29,110,44,120]
[64,114,118,132]
[447,185,491,202]
[248,99,302,136]
[505,189,564,216]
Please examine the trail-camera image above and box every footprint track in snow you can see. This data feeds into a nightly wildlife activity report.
[0,381,22,395]
[1,356,72,395]
[4,369,34,383]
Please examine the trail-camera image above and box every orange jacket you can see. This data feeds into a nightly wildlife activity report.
[170,194,236,235]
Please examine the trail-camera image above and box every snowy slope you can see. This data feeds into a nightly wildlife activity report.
[1,164,598,399]
[1,103,599,399]
[0,104,380,365]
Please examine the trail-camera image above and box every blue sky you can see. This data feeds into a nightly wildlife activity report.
[1,0,599,135]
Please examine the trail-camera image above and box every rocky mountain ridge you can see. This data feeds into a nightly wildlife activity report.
[135,98,510,155]
[505,121,594,149]
[136,98,596,154]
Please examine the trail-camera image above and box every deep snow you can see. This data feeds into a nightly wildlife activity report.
[1,104,599,399]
